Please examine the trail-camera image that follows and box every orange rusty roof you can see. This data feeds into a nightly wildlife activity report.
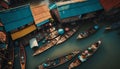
[100,0,120,11]
[0,31,6,42]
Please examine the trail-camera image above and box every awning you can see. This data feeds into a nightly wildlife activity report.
[11,24,36,40]
[29,38,38,48]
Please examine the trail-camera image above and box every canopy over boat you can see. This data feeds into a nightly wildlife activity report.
[29,38,38,48]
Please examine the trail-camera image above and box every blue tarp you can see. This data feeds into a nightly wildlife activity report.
[57,0,103,19]
[0,4,34,32]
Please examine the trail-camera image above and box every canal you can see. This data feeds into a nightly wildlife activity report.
[14,22,120,69]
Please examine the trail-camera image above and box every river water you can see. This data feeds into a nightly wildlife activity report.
[14,22,120,69]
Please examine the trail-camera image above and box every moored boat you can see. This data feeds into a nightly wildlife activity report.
[7,46,14,69]
[33,26,79,56]
[68,40,101,69]
[105,22,120,30]
[33,36,61,56]
[56,26,79,45]
[19,42,26,69]
[77,25,99,39]
[38,50,80,69]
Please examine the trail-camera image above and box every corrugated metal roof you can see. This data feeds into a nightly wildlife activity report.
[0,4,34,32]
[57,0,103,19]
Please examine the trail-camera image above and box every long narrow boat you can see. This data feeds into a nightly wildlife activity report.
[77,25,99,39]
[105,22,120,30]
[56,26,79,45]
[38,50,80,69]
[5,34,14,69]
[19,42,26,69]
[68,40,101,69]
[8,46,14,69]
[33,26,79,56]
[33,36,61,56]
[0,59,1,69]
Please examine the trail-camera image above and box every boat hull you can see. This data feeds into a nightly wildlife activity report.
[38,50,80,69]
[33,26,79,56]
[77,25,99,39]
[68,40,101,69]
[19,43,26,69]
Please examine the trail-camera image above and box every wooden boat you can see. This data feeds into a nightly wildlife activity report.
[68,40,101,69]
[7,46,14,69]
[46,30,59,40]
[33,36,61,56]
[105,22,120,30]
[0,60,1,69]
[33,26,79,56]
[77,25,99,39]
[5,34,14,69]
[19,42,26,69]
[38,50,80,69]
[56,26,79,45]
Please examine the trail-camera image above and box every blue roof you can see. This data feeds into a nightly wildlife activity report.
[57,0,103,19]
[0,4,34,32]
[36,19,49,27]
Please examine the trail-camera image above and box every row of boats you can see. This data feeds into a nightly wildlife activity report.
[36,24,101,69]
[37,40,102,69]
[1,24,100,69]
[14,26,100,69]
[19,42,26,69]
[33,26,79,56]
[0,39,26,69]
[5,24,100,69]
[16,25,79,69]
